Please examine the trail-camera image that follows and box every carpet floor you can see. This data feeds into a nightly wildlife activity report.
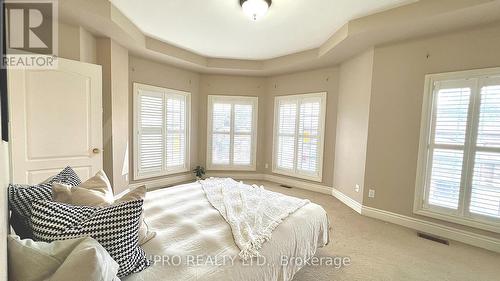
[249,180,500,281]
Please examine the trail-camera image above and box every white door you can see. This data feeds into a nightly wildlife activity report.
[8,58,102,184]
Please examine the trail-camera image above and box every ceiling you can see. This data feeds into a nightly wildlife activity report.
[110,0,416,60]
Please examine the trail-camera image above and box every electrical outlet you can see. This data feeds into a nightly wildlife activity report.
[355,184,360,192]
[368,189,375,198]
[265,163,269,169]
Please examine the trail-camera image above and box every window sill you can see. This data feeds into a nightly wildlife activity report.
[414,207,500,234]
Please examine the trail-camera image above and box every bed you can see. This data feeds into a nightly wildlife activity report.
[123,181,330,281]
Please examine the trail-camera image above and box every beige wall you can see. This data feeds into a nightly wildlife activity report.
[79,27,97,64]
[110,41,129,192]
[198,75,267,173]
[58,23,96,64]
[96,39,113,188]
[58,23,80,61]
[333,49,374,203]
[96,39,130,193]
[128,56,200,184]
[364,23,500,238]
[265,67,339,186]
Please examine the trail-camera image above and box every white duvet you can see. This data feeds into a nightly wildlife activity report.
[200,178,310,260]
[123,181,330,281]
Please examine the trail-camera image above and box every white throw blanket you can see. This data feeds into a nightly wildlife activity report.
[200,178,310,260]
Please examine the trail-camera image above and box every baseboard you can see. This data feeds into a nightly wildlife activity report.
[331,188,363,214]
[361,206,500,253]
[205,172,264,180]
[129,173,195,190]
[263,174,333,195]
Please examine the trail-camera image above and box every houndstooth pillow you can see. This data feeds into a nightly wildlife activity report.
[8,166,81,239]
[31,199,152,277]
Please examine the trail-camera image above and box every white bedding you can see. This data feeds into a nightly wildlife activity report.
[123,181,330,281]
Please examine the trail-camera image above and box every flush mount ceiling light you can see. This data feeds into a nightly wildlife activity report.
[240,0,272,21]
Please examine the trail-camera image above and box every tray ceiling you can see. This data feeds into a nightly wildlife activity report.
[110,0,416,60]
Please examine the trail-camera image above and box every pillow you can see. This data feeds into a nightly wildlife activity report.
[31,199,152,277]
[8,235,119,281]
[52,170,114,206]
[53,176,156,245]
[8,166,81,239]
[115,186,156,245]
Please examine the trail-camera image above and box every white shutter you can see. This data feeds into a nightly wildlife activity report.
[470,152,500,217]
[166,95,186,170]
[277,100,297,171]
[428,149,464,209]
[211,103,231,165]
[137,91,164,176]
[433,87,471,145]
[426,84,471,210]
[476,85,500,148]
[470,83,500,218]
[207,96,258,170]
[297,99,321,174]
[134,83,190,179]
[233,104,253,165]
[273,93,326,182]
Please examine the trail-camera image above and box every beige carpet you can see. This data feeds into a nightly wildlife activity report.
[248,180,500,281]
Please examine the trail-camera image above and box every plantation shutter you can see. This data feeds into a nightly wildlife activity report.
[211,102,231,165]
[166,95,187,171]
[207,96,258,169]
[276,99,297,171]
[417,70,500,230]
[297,97,321,174]
[233,104,253,165]
[274,93,326,182]
[135,83,190,179]
[426,82,472,210]
[469,81,500,218]
[137,90,165,176]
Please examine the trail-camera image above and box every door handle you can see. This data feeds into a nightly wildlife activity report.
[92,148,101,154]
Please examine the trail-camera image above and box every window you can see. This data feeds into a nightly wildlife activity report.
[133,83,190,180]
[272,92,327,182]
[207,95,258,170]
[415,68,500,232]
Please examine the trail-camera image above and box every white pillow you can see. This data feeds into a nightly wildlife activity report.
[8,235,119,281]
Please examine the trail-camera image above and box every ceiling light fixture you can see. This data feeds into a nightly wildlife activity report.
[240,0,272,21]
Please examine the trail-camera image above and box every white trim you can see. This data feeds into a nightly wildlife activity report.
[133,83,191,181]
[331,188,363,214]
[327,184,500,253]
[205,172,264,180]
[129,173,195,190]
[272,92,327,183]
[263,174,332,195]
[362,206,500,253]
[206,95,258,171]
